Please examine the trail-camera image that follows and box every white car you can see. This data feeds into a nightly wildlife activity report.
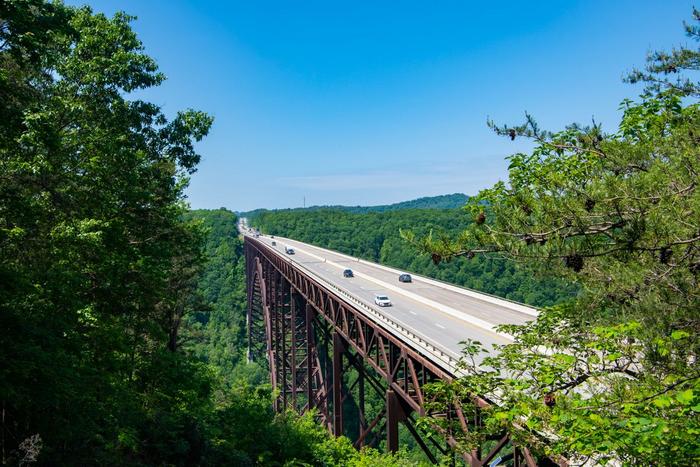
[374,294,392,307]
[285,246,295,255]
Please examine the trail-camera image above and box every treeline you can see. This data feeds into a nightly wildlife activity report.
[251,208,577,307]
[242,192,469,217]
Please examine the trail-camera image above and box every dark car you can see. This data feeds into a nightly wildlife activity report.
[343,269,354,278]
[398,273,412,283]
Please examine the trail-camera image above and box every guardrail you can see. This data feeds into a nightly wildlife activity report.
[252,235,467,378]
[318,267,466,376]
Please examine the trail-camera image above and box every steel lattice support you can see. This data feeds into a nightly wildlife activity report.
[245,237,561,466]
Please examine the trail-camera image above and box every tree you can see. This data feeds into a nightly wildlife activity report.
[0,2,213,463]
[409,9,700,465]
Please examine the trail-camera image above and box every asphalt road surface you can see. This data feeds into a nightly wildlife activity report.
[244,228,538,362]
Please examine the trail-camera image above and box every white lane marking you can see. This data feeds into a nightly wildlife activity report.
[408,310,417,315]
[284,241,514,341]
[435,323,446,329]
[366,255,532,317]
[280,235,538,318]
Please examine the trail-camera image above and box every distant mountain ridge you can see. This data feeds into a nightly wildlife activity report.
[241,193,468,217]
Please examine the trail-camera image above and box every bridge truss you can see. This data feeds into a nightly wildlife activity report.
[245,237,558,466]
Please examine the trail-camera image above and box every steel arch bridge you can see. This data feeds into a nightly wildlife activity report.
[245,236,561,466]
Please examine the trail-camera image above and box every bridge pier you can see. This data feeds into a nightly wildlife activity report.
[357,365,366,447]
[386,389,406,453]
[332,331,346,437]
[305,304,314,411]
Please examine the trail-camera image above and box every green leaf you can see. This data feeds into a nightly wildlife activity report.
[652,396,672,408]
[676,389,694,405]
[671,330,690,340]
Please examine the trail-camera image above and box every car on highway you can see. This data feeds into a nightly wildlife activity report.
[271,241,276,246]
[343,269,354,278]
[374,294,392,307]
[398,273,412,283]
[285,246,295,254]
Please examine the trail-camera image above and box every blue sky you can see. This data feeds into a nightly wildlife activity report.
[68,1,694,211]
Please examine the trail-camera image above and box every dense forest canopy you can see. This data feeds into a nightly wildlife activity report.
[242,192,469,217]
[250,208,577,308]
[183,209,253,383]
[1,0,214,463]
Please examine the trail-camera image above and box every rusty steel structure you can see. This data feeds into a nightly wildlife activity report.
[245,236,557,466]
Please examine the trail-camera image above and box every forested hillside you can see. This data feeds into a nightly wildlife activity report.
[251,208,577,307]
[182,209,263,385]
[242,192,469,217]
[351,193,469,212]
[325,193,470,213]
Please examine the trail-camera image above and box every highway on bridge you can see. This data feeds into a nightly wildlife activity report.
[242,227,538,364]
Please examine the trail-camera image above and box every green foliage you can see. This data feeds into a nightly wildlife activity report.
[0,1,215,464]
[415,10,700,466]
[243,193,470,218]
[251,208,576,307]
[182,209,264,386]
[203,384,422,466]
[424,305,700,464]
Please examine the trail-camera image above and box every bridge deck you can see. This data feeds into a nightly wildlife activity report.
[246,231,537,361]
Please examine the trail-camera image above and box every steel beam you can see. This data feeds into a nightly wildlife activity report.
[306,304,314,411]
[386,389,406,453]
[333,331,345,437]
[290,292,297,409]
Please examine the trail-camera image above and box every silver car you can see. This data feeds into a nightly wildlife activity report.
[374,294,392,307]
